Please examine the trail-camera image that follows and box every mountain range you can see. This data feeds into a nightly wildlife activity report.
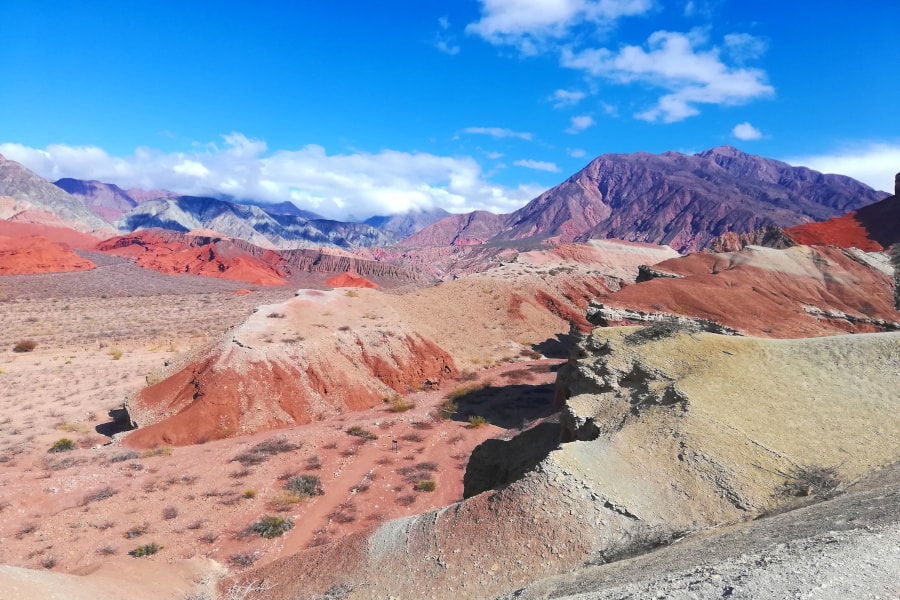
[0,147,891,253]
[404,146,887,252]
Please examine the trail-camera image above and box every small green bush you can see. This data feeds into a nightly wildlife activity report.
[413,480,436,492]
[48,438,75,453]
[250,515,294,539]
[129,542,162,558]
[436,400,458,420]
[466,415,488,429]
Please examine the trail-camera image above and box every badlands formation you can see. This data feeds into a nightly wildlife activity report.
[0,152,897,599]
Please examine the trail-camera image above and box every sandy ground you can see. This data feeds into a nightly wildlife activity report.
[0,266,564,596]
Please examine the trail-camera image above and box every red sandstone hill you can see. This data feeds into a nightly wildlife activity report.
[405,147,886,253]
[94,228,425,287]
[596,244,899,337]
[324,271,379,288]
[97,230,287,286]
[0,234,95,275]
[785,192,900,251]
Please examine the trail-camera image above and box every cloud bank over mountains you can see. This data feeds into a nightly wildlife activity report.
[0,134,544,220]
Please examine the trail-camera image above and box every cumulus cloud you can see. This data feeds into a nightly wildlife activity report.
[466,0,653,53]
[549,89,587,108]
[732,122,762,141]
[513,158,562,172]
[461,126,533,140]
[562,30,774,122]
[565,115,595,134]
[785,142,900,193]
[0,134,544,219]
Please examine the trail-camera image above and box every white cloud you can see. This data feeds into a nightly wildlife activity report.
[723,33,767,63]
[562,30,774,122]
[549,88,587,108]
[467,0,653,54]
[513,158,561,172]
[434,16,460,55]
[0,135,544,219]
[568,148,587,158]
[565,115,595,134]
[461,126,533,140]
[785,143,900,193]
[484,151,505,159]
[732,122,762,141]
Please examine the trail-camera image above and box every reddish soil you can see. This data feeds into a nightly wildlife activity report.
[324,271,379,288]
[785,193,899,251]
[0,234,96,275]
[97,231,286,286]
[603,245,898,337]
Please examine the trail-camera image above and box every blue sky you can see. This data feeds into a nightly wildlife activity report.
[1,0,898,220]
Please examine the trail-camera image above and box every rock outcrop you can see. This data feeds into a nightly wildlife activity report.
[231,327,900,599]
[0,234,95,274]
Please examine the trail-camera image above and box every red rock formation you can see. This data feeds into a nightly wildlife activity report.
[125,319,456,447]
[601,245,898,337]
[785,193,900,251]
[0,234,95,274]
[97,230,286,286]
[324,271,379,288]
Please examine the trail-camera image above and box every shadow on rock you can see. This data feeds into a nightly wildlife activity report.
[451,382,557,429]
[95,407,135,437]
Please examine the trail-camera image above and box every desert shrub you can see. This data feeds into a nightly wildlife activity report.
[305,455,323,470]
[109,348,123,360]
[82,486,117,505]
[109,451,139,463]
[387,396,415,413]
[466,415,488,429]
[266,312,286,319]
[623,320,700,345]
[41,556,57,569]
[346,425,377,440]
[123,524,148,539]
[140,446,173,458]
[435,400,458,420]
[231,436,297,466]
[199,531,219,544]
[396,494,417,506]
[97,545,117,556]
[242,489,258,499]
[413,480,436,492]
[13,340,37,353]
[270,491,304,511]
[402,432,425,443]
[777,464,842,499]
[129,542,162,557]
[337,325,352,331]
[344,290,359,298]
[249,515,294,538]
[397,462,439,484]
[229,552,259,567]
[284,474,323,497]
[48,438,75,453]
[162,506,179,520]
[44,455,86,471]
